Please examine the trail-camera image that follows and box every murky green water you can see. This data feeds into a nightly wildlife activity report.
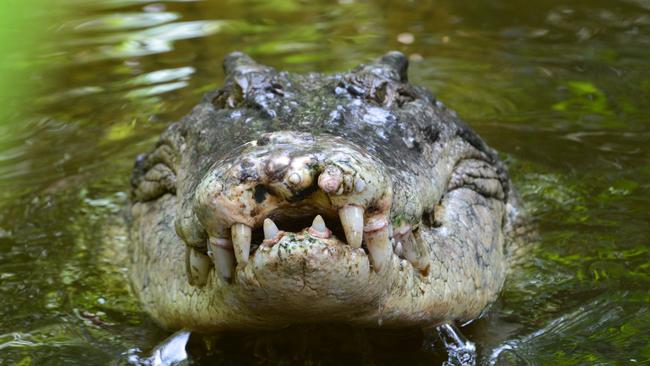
[1,0,649,364]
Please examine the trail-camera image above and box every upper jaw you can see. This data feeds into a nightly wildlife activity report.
[179,131,431,287]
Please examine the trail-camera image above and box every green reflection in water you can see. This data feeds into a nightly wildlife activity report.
[1,0,650,364]
[0,1,35,101]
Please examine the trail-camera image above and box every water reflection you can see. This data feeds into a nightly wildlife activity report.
[72,12,180,32]
[1,0,649,364]
[72,20,226,60]
[490,293,650,364]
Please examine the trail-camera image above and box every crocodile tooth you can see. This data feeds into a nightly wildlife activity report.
[263,218,279,240]
[312,215,327,232]
[208,237,235,282]
[339,205,364,248]
[187,247,211,286]
[400,231,428,271]
[231,223,252,265]
[365,226,391,272]
[394,241,404,257]
[308,215,331,238]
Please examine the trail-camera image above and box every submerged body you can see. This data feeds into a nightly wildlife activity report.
[128,52,526,331]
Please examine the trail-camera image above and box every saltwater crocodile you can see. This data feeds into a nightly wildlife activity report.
[128,51,526,333]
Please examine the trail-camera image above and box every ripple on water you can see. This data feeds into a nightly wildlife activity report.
[70,20,227,61]
[72,12,180,31]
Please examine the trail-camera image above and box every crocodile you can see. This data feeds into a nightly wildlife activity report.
[128,51,526,332]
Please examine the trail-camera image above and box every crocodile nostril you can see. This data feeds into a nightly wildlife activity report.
[253,184,268,204]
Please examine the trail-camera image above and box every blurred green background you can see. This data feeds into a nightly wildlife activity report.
[0,0,35,105]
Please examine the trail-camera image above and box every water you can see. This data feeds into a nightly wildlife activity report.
[1,0,649,364]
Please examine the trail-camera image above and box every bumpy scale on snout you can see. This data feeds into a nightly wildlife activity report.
[128,51,526,331]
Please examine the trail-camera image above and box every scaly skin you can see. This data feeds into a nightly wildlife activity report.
[128,51,527,331]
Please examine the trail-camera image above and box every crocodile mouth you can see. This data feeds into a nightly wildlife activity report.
[251,209,345,248]
[194,215,425,296]
[256,208,425,270]
[182,132,429,287]
[184,192,430,289]
[200,201,395,282]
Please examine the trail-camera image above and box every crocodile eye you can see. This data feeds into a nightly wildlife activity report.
[131,143,177,202]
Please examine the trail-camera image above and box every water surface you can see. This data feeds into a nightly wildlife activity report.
[1,0,649,364]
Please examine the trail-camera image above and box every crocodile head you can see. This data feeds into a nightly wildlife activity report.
[128,51,524,331]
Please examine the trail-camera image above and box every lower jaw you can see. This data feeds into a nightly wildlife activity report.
[235,232,379,308]
[133,199,447,331]
[159,233,452,331]
[181,233,439,330]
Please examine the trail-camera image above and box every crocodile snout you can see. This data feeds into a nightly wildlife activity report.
[190,131,393,283]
